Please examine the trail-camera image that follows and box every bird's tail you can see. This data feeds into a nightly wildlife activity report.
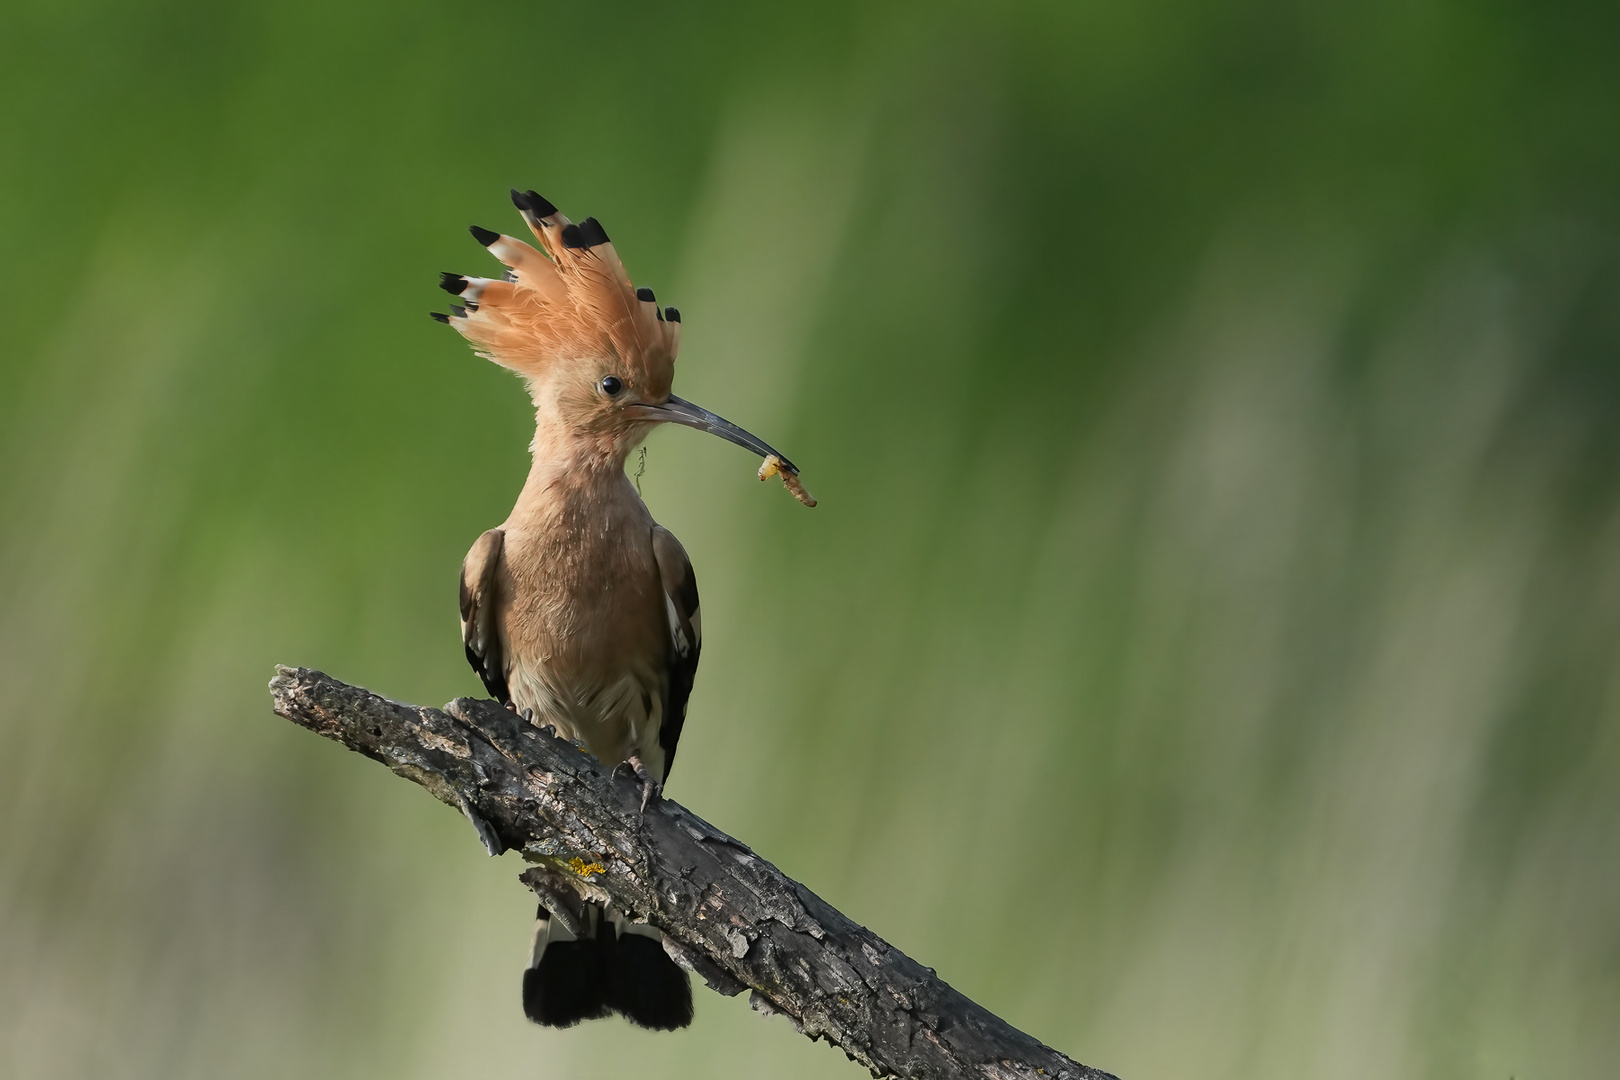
[523,901,693,1030]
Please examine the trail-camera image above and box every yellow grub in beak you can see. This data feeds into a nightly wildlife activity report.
[758,455,817,507]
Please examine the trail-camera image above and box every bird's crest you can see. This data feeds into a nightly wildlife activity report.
[434,190,680,399]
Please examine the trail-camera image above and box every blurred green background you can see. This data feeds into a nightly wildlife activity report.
[3,1,1618,1077]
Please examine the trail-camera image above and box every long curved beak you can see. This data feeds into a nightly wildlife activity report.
[628,395,800,475]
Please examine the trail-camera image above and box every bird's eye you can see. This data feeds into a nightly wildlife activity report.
[600,375,623,396]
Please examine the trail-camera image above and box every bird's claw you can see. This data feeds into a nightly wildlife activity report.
[614,754,662,813]
[515,706,564,739]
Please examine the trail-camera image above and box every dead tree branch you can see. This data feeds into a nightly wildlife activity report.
[268,665,1119,1080]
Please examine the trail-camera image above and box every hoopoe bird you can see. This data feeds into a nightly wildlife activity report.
[432,190,809,1031]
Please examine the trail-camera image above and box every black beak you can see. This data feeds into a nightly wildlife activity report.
[627,395,800,475]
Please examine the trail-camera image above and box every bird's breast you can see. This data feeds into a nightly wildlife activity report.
[497,486,668,767]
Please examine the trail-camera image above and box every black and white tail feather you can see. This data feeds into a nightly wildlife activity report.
[523,903,693,1030]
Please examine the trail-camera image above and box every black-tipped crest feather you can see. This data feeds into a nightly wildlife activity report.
[578,217,610,246]
[511,188,560,218]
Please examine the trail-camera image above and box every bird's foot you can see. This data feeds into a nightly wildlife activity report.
[516,707,565,739]
[520,706,578,741]
[613,754,662,813]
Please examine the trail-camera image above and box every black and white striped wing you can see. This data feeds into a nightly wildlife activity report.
[460,528,509,703]
[650,526,700,780]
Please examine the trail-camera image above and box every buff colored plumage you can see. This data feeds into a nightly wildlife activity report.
[433,189,806,1032]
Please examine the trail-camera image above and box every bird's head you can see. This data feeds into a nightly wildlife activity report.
[434,191,797,474]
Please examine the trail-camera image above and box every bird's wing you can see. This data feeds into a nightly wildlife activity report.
[460,528,509,703]
[650,525,701,780]
[437,191,676,378]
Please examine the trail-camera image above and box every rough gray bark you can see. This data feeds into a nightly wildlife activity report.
[269,666,1118,1080]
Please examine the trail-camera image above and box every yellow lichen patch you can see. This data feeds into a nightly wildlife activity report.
[567,857,606,878]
